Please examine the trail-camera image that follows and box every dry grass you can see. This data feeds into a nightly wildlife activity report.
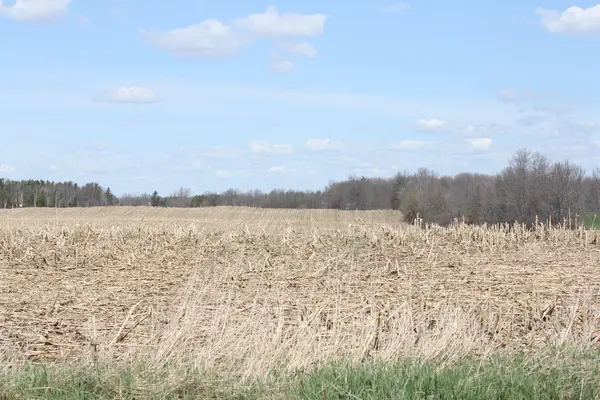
[0,206,402,232]
[1,206,599,382]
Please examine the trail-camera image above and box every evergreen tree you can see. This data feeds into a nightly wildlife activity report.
[105,187,115,206]
[151,191,160,207]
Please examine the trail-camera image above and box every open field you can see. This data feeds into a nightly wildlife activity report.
[0,206,403,232]
[1,206,600,398]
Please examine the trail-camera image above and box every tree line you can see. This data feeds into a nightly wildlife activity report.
[2,149,600,227]
[0,179,117,208]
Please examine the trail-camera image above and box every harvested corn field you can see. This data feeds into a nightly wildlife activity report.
[0,206,599,380]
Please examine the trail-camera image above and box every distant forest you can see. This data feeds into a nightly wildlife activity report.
[1,149,600,227]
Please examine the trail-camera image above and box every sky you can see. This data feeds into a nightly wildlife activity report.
[1,0,600,195]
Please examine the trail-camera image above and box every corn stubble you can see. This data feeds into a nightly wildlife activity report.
[0,206,599,380]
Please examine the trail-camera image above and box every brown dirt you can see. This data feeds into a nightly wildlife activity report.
[0,206,599,377]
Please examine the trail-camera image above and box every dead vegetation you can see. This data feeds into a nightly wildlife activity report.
[0,206,599,379]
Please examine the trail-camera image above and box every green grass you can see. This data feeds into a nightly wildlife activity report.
[583,212,600,229]
[288,352,600,400]
[0,362,267,400]
[1,348,599,399]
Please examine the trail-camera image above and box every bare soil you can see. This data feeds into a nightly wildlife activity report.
[1,207,599,377]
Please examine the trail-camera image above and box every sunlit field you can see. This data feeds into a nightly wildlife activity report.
[1,206,599,398]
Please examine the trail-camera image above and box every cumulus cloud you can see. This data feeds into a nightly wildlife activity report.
[268,166,285,172]
[383,2,410,13]
[417,118,446,130]
[466,137,493,150]
[277,41,317,57]
[306,138,342,150]
[141,20,248,57]
[249,141,293,155]
[536,5,600,35]
[234,5,327,37]
[0,0,71,22]
[393,140,436,149]
[270,60,294,73]
[142,6,327,58]
[96,86,159,104]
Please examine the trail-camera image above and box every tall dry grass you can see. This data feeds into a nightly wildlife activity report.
[0,207,599,384]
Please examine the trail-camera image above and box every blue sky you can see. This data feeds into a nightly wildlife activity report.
[1,0,600,195]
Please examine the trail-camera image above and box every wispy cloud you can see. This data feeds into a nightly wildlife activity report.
[416,118,446,130]
[270,59,294,73]
[496,89,557,104]
[465,137,493,150]
[306,138,342,151]
[393,140,437,149]
[249,141,293,155]
[95,86,160,104]
[383,2,410,13]
[0,164,15,172]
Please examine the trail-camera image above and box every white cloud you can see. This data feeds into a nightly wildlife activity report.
[277,41,317,57]
[417,118,446,130]
[249,141,293,155]
[270,60,294,73]
[141,6,326,61]
[234,5,327,38]
[465,137,493,150]
[268,166,285,172]
[393,140,436,149]
[383,2,410,13]
[306,138,342,150]
[0,164,15,172]
[536,5,600,35]
[97,86,159,104]
[215,169,232,178]
[0,0,71,22]
[140,19,248,57]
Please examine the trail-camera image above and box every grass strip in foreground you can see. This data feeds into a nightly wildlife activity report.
[288,351,600,399]
[1,349,599,399]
